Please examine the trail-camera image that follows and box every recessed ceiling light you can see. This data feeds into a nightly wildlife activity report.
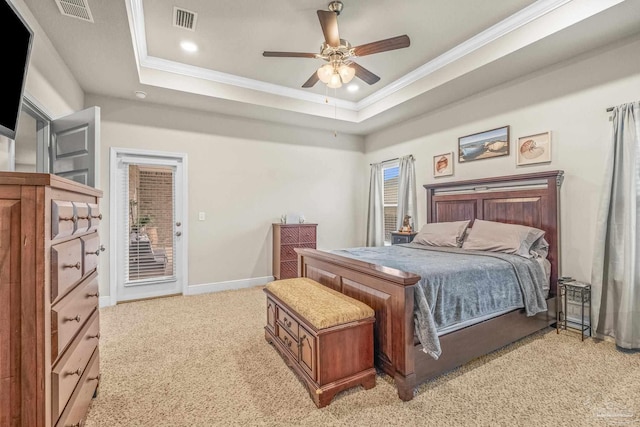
[347,84,359,92]
[180,41,198,53]
[134,90,147,99]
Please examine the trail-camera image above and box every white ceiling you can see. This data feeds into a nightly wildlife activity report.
[21,0,640,135]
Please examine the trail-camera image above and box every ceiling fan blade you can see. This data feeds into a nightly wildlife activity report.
[317,10,340,47]
[263,51,318,58]
[302,72,320,88]
[353,35,410,57]
[351,62,381,85]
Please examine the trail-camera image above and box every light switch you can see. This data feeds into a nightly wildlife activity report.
[198,212,205,221]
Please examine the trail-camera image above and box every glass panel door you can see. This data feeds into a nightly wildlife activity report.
[127,165,176,282]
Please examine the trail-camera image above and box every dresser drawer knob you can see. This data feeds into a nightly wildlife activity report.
[284,318,292,328]
[63,262,81,270]
[89,373,101,382]
[77,215,90,220]
[59,215,78,223]
[87,291,99,298]
[89,332,101,340]
[91,213,103,220]
[283,336,292,348]
[67,368,83,377]
[65,314,82,323]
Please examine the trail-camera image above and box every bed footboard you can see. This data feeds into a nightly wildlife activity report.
[296,248,421,400]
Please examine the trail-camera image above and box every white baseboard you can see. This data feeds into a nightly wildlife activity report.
[98,276,274,306]
[185,275,274,296]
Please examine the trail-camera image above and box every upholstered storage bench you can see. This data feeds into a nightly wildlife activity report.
[264,278,376,408]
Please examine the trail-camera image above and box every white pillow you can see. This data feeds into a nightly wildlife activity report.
[412,220,471,247]
[461,219,545,258]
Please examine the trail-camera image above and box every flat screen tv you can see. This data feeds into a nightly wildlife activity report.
[0,0,34,140]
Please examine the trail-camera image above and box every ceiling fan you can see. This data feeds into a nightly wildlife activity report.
[263,1,410,89]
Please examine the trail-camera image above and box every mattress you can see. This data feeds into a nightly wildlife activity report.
[329,244,549,359]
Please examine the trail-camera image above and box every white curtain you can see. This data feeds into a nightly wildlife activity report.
[366,163,385,246]
[396,155,418,232]
[591,101,640,350]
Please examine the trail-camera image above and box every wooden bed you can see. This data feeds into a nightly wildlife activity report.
[295,170,564,400]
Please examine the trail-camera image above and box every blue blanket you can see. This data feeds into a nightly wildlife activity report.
[329,244,549,359]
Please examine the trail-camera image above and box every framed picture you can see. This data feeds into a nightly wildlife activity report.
[433,152,453,177]
[458,125,510,163]
[517,131,551,166]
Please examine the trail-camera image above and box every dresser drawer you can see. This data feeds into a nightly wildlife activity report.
[280,244,297,262]
[81,233,101,276]
[280,226,299,244]
[73,202,90,235]
[55,348,99,427]
[277,305,299,339]
[87,203,101,233]
[279,261,298,280]
[51,311,99,420]
[52,200,76,240]
[51,239,84,302]
[299,225,316,243]
[51,273,99,358]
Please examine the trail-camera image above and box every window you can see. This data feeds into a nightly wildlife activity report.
[383,162,399,244]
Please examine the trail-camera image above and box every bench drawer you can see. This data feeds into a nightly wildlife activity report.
[276,324,298,360]
[277,306,299,339]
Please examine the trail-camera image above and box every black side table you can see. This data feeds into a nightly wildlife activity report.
[556,277,591,341]
[390,231,418,245]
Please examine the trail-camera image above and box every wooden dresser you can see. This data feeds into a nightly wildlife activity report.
[0,173,103,427]
[272,223,317,280]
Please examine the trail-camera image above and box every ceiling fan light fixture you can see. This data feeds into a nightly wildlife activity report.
[338,64,355,83]
[317,63,334,84]
[327,72,343,88]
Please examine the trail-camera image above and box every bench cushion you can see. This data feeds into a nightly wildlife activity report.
[265,278,375,329]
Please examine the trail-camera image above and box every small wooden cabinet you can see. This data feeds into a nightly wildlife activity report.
[272,223,317,279]
[0,172,102,427]
[390,231,418,245]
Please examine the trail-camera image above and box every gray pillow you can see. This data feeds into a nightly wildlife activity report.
[461,219,545,258]
[530,237,549,259]
[412,220,471,247]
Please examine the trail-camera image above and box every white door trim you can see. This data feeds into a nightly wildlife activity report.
[109,147,189,306]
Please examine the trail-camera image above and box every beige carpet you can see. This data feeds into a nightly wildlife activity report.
[86,286,640,427]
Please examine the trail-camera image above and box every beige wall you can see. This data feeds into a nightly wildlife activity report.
[364,35,640,285]
[86,95,366,295]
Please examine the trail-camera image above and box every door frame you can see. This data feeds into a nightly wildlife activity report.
[109,147,189,306]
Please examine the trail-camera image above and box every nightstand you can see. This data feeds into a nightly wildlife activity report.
[390,231,418,245]
[556,277,591,341]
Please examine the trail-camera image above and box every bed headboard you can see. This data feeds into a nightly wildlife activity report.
[424,170,563,295]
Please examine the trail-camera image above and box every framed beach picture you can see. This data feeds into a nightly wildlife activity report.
[433,152,453,177]
[458,125,510,163]
[517,131,551,166]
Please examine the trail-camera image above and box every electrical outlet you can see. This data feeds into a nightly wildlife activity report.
[198,212,205,221]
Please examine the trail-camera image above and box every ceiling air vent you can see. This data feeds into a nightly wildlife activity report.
[173,7,197,31]
[55,0,94,23]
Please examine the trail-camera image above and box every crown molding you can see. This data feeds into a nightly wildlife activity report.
[354,0,573,110]
[127,0,573,116]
